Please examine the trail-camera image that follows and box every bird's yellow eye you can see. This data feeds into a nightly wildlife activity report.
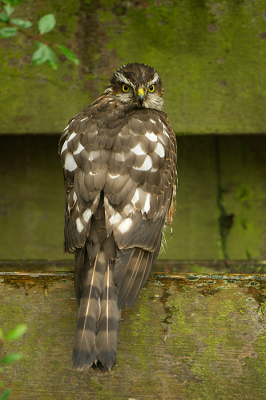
[148,84,155,93]
[122,84,131,92]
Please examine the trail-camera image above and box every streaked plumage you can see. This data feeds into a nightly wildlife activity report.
[59,63,177,371]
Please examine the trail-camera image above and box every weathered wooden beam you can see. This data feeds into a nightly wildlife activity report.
[1,270,266,399]
[1,260,266,274]
[1,135,266,260]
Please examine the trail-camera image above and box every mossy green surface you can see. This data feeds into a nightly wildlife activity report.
[106,0,266,134]
[1,0,266,134]
[1,273,266,399]
[0,0,90,134]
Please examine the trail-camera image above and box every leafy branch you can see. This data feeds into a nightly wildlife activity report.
[0,0,79,69]
[0,324,27,400]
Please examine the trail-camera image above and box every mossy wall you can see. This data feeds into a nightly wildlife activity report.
[0,0,266,134]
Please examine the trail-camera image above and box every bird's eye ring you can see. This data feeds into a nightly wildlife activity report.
[148,84,155,93]
[122,84,131,92]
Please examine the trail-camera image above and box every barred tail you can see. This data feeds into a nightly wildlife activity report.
[96,262,121,370]
[72,251,120,371]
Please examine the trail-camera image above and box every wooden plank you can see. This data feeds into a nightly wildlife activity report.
[218,135,266,259]
[1,271,266,399]
[1,1,266,134]
[1,135,266,260]
[1,259,266,274]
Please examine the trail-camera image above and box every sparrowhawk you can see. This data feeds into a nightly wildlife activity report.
[59,63,177,371]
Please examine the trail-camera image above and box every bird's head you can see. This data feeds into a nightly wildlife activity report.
[105,63,164,111]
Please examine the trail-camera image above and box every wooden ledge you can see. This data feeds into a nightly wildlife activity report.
[1,267,266,399]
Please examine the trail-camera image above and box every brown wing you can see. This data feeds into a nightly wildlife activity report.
[59,103,117,254]
[59,106,177,310]
[104,109,177,308]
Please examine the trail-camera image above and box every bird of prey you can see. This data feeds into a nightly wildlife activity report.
[59,63,177,371]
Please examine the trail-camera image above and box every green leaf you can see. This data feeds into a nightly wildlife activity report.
[1,353,22,365]
[46,59,58,70]
[6,324,27,341]
[38,14,56,34]
[3,4,14,16]
[11,19,32,29]
[0,27,17,38]
[0,13,9,23]
[59,45,79,66]
[32,42,58,69]
[32,42,46,65]
[0,389,12,400]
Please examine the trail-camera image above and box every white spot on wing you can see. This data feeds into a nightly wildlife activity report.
[83,209,92,222]
[118,218,132,233]
[73,192,77,202]
[80,117,88,122]
[114,152,126,162]
[123,203,134,215]
[150,118,157,124]
[61,141,67,154]
[109,212,122,225]
[76,218,84,232]
[133,155,152,171]
[154,142,165,158]
[145,131,157,142]
[143,193,151,214]
[63,124,69,132]
[89,150,100,161]
[73,142,85,155]
[109,173,120,179]
[163,126,170,139]
[131,188,140,205]
[131,143,146,156]
[65,153,78,172]
[68,132,76,142]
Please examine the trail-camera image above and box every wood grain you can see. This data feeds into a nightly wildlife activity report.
[1,271,266,399]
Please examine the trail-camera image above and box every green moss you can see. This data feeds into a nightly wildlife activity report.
[162,282,266,399]
[98,9,114,24]
[106,0,266,134]
[1,0,266,133]
[0,0,90,134]
[1,275,266,398]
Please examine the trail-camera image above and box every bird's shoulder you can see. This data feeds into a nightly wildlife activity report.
[59,97,173,153]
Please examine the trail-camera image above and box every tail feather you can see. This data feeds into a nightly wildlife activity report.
[117,248,153,310]
[72,254,104,369]
[73,252,120,371]
[96,263,121,370]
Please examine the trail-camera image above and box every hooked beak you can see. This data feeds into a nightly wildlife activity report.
[137,88,145,106]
